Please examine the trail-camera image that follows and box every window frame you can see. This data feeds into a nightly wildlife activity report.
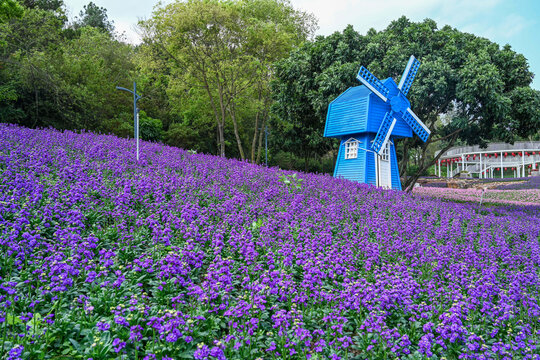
[380,141,390,162]
[344,138,361,160]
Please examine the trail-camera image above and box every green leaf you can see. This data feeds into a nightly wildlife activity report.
[69,338,82,353]
[6,313,21,325]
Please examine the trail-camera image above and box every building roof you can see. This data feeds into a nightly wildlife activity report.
[437,141,540,158]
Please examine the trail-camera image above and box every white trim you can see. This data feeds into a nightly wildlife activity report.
[398,56,415,90]
[343,137,360,144]
[356,75,388,102]
[344,138,361,160]
[374,151,379,187]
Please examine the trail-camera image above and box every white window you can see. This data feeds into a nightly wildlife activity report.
[380,142,390,161]
[344,138,360,159]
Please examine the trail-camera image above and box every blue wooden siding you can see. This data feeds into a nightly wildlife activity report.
[364,134,377,186]
[390,140,402,190]
[333,134,402,190]
[333,138,344,177]
[334,136,366,182]
[324,86,371,137]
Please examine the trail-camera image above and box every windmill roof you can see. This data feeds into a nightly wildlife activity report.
[332,78,393,103]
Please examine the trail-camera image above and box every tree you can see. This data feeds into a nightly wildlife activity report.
[272,18,540,188]
[72,2,114,35]
[0,0,23,22]
[139,0,315,158]
[271,25,364,169]
[20,0,62,11]
[0,7,65,125]
[20,0,66,23]
[0,8,133,130]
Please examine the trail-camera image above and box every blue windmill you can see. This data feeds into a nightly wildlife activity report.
[324,55,430,189]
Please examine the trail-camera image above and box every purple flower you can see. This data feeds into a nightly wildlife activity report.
[194,345,210,359]
[266,342,276,351]
[96,321,110,331]
[112,338,126,353]
[129,325,143,342]
[7,345,24,360]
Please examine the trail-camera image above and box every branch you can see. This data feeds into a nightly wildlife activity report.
[404,132,459,192]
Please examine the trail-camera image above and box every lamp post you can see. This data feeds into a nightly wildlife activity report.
[116,81,142,161]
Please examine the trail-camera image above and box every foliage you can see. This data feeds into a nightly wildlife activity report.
[271,18,540,187]
[278,172,303,191]
[0,8,135,130]
[0,0,23,22]
[20,0,66,23]
[139,0,316,158]
[1,125,540,359]
[72,1,114,35]
[139,110,163,142]
[101,111,134,138]
[271,149,335,174]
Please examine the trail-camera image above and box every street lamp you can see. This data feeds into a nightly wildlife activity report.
[116,81,142,161]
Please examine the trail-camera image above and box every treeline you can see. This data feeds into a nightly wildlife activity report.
[1,0,539,181]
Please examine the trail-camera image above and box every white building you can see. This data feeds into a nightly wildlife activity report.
[436,141,540,178]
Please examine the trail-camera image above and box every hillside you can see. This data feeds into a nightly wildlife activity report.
[1,124,539,359]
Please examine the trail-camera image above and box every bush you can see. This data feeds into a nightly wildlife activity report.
[271,151,334,174]
[139,111,163,142]
[101,112,133,138]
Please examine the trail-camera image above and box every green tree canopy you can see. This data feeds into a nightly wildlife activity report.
[72,1,114,35]
[272,17,540,188]
[0,0,23,22]
[139,0,316,158]
[0,6,133,129]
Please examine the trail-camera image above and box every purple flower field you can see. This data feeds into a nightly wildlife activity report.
[1,124,540,360]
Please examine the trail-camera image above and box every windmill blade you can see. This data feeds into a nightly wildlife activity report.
[371,111,396,154]
[400,108,431,142]
[357,66,390,102]
[398,56,420,96]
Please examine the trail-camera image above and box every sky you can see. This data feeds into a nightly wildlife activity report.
[63,0,540,89]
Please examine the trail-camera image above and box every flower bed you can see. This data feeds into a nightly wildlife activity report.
[1,124,540,359]
[414,186,540,206]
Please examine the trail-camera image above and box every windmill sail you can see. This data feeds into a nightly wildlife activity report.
[372,111,396,154]
[401,108,430,142]
[398,56,420,96]
[356,67,390,102]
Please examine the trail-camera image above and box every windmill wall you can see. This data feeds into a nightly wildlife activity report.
[334,134,368,183]
[390,143,402,190]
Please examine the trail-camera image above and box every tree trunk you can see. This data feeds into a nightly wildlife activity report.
[228,102,245,160]
[251,87,264,163]
[404,134,459,192]
[398,139,410,182]
[251,110,260,162]
[217,88,227,157]
[201,79,224,157]
[256,117,266,164]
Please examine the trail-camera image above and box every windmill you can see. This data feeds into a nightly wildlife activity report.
[324,55,430,189]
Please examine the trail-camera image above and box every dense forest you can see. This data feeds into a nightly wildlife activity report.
[1,0,539,185]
